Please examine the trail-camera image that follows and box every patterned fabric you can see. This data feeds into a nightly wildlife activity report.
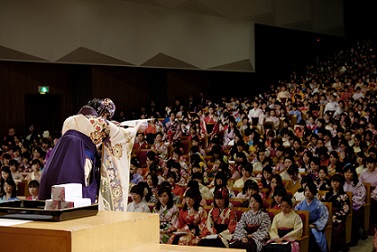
[321,191,350,223]
[232,209,271,252]
[126,199,150,213]
[152,204,179,243]
[359,170,377,188]
[343,180,366,210]
[201,207,237,247]
[168,206,208,246]
[99,121,138,211]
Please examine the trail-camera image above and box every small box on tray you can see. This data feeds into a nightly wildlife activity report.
[44,198,91,210]
[51,183,82,201]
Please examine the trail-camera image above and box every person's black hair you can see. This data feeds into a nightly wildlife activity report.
[241,162,253,174]
[342,164,359,185]
[131,156,141,167]
[318,166,328,175]
[146,151,158,163]
[330,174,346,194]
[155,183,174,210]
[134,181,152,202]
[281,195,293,207]
[366,156,375,164]
[191,172,204,183]
[273,186,287,197]
[261,165,273,187]
[242,180,258,194]
[3,178,18,198]
[271,186,287,208]
[305,181,318,196]
[287,164,299,176]
[183,187,201,211]
[146,172,159,187]
[9,159,19,167]
[213,186,230,208]
[87,98,102,112]
[250,193,266,212]
[167,171,179,183]
[28,180,40,188]
[1,166,12,177]
[214,171,228,188]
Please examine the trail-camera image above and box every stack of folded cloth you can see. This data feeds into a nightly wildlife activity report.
[44,183,91,210]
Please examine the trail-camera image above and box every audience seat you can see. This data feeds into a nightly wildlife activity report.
[268,209,309,252]
[322,201,333,252]
[363,182,371,232]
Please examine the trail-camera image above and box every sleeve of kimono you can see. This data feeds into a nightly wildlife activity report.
[268,213,280,240]
[177,210,190,231]
[252,212,271,242]
[352,182,366,209]
[201,208,215,236]
[313,201,329,231]
[166,206,180,233]
[232,212,248,240]
[283,213,303,241]
[197,207,208,236]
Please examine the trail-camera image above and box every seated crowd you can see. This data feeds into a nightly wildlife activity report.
[2,39,377,252]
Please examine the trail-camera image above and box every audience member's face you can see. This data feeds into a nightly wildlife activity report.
[28,185,39,196]
[281,201,292,214]
[366,162,375,171]
[304,186,315,201]
[1,171,9,180]
[271,178,278,189]
[3,182,13,195]
[331,180,340,191]
[249,197,260,211]
[131,192,142,203]
[185,196,195,208]
[263,171,272,180]
[344,170,353,182]
[319,169,327,179]
[215,198,225,209]
[158,192,169,206]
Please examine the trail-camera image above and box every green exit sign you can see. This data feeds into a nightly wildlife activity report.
[38,86,49,94]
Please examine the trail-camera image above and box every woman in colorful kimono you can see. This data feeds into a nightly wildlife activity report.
[230,194,271,252]
[168,187,207,245]
[343,164,366,246]
[295,182,329,252]
[152,183,179,244]
[263,195,303,252]
[198,186,237,248]
[321,174,350,252]
[39,98,140,211]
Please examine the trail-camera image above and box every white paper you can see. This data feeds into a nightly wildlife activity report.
[0,219,32,226]
[204,234,218,239]
[270,241,289,245]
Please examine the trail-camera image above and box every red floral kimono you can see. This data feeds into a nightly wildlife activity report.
[168,206,207,246]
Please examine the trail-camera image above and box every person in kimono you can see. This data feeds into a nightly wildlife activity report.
[343,164,366,247]
[198,186,237,248]
[230,194,271,252]
[152,183,179,244]
[39,98,140,212]
[295,182,329,252]
[168,187,207,246]
[321,174,350,252]
[263,195,303,252]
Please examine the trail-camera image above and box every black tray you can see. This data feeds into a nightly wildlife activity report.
[0,200,98,221]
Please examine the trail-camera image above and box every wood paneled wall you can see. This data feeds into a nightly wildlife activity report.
[0,61,231,138]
